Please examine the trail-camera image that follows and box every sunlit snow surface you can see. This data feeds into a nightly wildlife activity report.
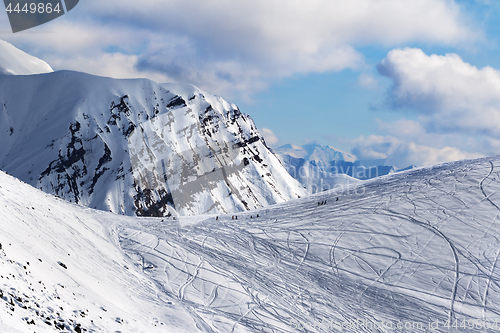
[0,40,53,76]
[2,156,500,332]
[0,71,305,217]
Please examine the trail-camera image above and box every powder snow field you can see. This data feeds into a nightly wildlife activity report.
[0,171,202,332]
[2,156,500,332]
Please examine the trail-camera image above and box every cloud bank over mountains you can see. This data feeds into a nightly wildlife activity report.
[355,48,498,168]
[379,48,500,137]
[1,0,496,169]
[1,0,476,97]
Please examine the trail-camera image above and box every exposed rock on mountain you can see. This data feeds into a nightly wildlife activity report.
[0,71,305,216]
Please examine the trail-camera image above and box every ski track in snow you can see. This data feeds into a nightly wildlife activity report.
[2,157,500,332]
[109,157,500,332]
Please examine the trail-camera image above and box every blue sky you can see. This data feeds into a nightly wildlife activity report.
[236,0,500,154]
[1,0,500,168]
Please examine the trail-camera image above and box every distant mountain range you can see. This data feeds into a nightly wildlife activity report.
[274,143,357,165]
[274,143,416,193]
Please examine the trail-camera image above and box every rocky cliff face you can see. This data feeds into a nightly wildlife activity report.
[0,71,305,216]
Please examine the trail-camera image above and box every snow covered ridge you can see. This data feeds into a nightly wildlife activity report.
[0,71,305,217]
[2,156,500,332]
[274,143,356,165]
[275,153,361,194]
[275,143,418,192]
[0,40,53,75]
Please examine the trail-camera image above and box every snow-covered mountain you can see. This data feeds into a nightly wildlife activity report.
[0,70,305,216]
[278,153,361,193]
[275,143,416,187]
[275,143,356,167]
[0,40,53,75]
[2,156,500,332]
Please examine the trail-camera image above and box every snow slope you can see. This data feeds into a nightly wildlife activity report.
[0,40,53,75]
[2,156,500,332]
[0,71,305,217]
[113,156,500,332]
[0,170,200,333]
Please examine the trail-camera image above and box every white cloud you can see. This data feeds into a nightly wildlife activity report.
[376,119,425,140]
[358,74,379,89]
[2,0,477,97]
[378,48,500,136]
[261,128,279,146]
[351,135,481,168]
[1,1,487,169]
[371,46,500,167]
[44,53,169,83]
[351,117,500,167]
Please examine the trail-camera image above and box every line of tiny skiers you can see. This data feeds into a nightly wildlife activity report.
[215,198,339,220]
[215,214,260,220]
[226,214,260,220]
[318,197,339,206]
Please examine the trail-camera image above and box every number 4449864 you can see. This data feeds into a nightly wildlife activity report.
[6,3,61,14]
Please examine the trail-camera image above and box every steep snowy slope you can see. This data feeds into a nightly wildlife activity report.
[113,156,500,332]
[0,40,53,75]
[0,170,201,333]
[0,71,305,217]
[3,156,500,331]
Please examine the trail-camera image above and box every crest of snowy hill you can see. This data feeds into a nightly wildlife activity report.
[0,70,305,216]
[0,40,53,75]
[2,157,500,332]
